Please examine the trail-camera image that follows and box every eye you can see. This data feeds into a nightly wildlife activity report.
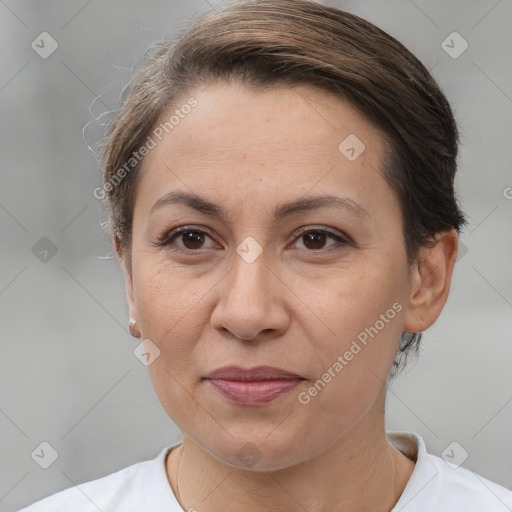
[157,225,351,254]
[157,226,217,251]
[292,227,349,251]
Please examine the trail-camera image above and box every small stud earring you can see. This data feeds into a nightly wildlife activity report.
[129,318,141,339]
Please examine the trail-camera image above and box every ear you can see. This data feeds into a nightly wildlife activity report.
[114,239,138,329]
[403,229,459,333]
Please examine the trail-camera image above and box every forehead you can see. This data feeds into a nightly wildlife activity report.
[154,82,384,152]
[135,82,392,215]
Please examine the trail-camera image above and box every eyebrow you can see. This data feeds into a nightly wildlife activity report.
[150,190,370,222]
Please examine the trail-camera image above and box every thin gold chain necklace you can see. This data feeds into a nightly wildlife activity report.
[175,443,397,510]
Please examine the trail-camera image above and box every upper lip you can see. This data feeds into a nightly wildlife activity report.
[205,366,304,381]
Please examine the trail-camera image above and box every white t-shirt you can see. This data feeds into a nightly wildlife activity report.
[19,431,512,511]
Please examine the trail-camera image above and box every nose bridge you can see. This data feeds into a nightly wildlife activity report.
[211,242,288,340]
[228,244,269,302]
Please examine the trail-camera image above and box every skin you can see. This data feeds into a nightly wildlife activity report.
[115,82,458,512]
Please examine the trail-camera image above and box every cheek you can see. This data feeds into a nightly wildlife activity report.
[133,258,213,431]
[305,255,407,346]
[298,257,407,411]
[132,257,212,365]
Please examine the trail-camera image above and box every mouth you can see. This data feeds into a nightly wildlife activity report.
[204,365,305,405]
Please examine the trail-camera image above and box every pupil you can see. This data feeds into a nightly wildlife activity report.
[304,232,326,250]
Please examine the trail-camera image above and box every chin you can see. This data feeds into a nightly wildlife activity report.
[196,428,318,472]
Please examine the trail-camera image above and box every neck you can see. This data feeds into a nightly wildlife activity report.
[166,403,415,512]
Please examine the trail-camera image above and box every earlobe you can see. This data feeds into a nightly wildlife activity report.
[403,229,459,334]
[114,239,141,338]
[122,262,139,331]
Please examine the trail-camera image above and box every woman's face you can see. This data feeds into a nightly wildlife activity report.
[123,82,420,469]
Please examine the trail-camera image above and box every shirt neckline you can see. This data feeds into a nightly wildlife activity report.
[156,431,427,510]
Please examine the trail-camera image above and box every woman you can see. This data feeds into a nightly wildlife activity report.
[20,0,512,510]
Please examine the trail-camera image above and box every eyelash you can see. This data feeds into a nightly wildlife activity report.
[155,225,351,254]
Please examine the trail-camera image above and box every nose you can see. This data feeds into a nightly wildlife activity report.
[210,250,291,341]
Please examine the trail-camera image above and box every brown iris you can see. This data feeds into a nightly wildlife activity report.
[182,231,206,250]
[302,231,327,250]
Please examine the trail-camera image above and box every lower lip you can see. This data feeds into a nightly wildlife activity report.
[206,378,303,405]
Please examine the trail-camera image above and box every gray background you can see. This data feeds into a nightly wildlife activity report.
[1,0,511,509]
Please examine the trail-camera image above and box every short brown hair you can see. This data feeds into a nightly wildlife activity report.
[100,0,465,377]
